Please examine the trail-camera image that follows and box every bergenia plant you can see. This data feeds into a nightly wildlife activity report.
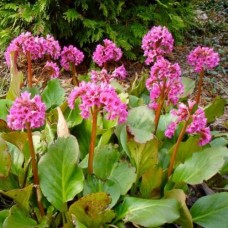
[7,91,46,216]
[146,57,183,133]
[68,81,128,174]
[165,100,212,176]
[92,39,122,69]
[142,26,174,65]
[90,65,127,83]
[60,45,84,86]
[43,61,60,79]
[187,46,220,104]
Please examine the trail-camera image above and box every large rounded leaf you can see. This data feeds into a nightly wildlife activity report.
[115,197,180,227]
[127,106,155,143]
[0,138,11,178]
[172,147,228,185]
[190,192,228,228]
[39,136,84,211]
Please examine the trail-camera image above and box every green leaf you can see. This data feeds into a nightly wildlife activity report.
[115,197,180,227]
[127,105,155,143]
[93,145,119,180]
[0,185,33,211]
[170,136,202,167]
[62,101,83,128]
[127,138,158,178]
[6,52,23,101]
[130,72,147,97]
[180,77,195,98]
[0,99,13,121]
[0,210,9,228]
[190,192,228,228]
[3,206,38,228]
[109,162,136,195]
[140,166,163,198]
[41,79,65,110]
[172,147,228,185]
[69,192,115,227]
[204,97,226,123]
[165,189,193,228]
[39,136,84,211]
[0,173,19,191]
[0,138,11,178]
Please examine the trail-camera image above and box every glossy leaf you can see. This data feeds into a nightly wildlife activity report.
[3,206,38,228]
[0,185,33,211]
[39,136,84,211]
[93,145,119,180]
[115,197,180,227]
[0,99,13,121]
[172,147,228,185]
[180,77,195,98]
[204,96,226,123]
[0,209,9,227]
[69,192,115,227]
[127,138,158,178]
[6,52,23,101]
[140,166,163,198]
[41,79,65,110]
[109,162,136,195]
[165,189,193,228]
[190,192,228,228]
[0,139,11,178]
[127,105,155,143]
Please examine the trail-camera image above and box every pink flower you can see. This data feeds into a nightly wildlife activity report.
[41,35,61,60]
[90,69,111,83]
[165,100,211,145]
[142,26,174,65]
[60,45,84,71]
[7,92,46,130]
[146,57,183,109]
[44,61,60,78]
[92,39,122,67]
[112,65,128,80]
[187,46,220,73]
[68,82,128,124]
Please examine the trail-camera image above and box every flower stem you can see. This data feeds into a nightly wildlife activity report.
[26,123,45,216]
[195,70,204,105]
[26,51,33,88]
[167,120,189,177]
[154,97,165,135]
[71,63,79,86]
[103,62,108,70]
[88,106,98,174]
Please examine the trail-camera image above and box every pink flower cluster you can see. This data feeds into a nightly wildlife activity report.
[187,46,220,73]
[142,26,174,65]
[5,32,61,66]
[7,92,46,130]
[44,61,60,78]
[92,39,122,67]
[90,65,127,83]
[68,82,128,123]
[60,45,84,71]
[165,100,211,146]
[146,57,183,109]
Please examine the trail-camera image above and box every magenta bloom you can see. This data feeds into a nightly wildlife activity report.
[142,26,174,65]
[92,39,122,67]
[112,65,128,80]
[5,32,45,66]
[41,35,61,60]
[44,61,60,78]
[187,46,220,73]
[60,45,84,71]
[68,82,128,123]
[90,69,111,83]
[165,100,211,146]
[7,92,46,130]
[146,57,183,109]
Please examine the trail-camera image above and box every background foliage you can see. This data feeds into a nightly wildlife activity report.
[0,0,195,59]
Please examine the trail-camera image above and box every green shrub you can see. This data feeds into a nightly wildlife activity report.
[0,0,196,59]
